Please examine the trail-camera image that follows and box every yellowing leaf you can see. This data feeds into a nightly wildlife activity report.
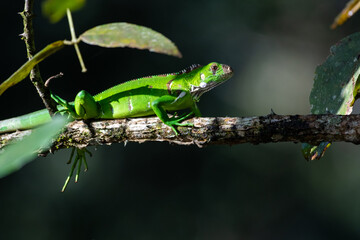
[0,41,64,95]
[80,23,182,58]
[42,0,86,23]
[331,0,360,29]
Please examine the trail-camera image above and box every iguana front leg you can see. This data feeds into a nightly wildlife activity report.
[191,102,201,117]
[151,95,194,135]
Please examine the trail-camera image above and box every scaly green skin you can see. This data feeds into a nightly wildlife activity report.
[0,62,233,135]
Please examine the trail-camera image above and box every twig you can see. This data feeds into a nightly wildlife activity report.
[1,114,360,154]
[20,0,57,115]
[45,72,64,87]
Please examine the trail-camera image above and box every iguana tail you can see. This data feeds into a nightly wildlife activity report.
[0,109,51,133]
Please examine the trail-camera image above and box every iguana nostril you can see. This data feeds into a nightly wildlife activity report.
[221,64,233,74]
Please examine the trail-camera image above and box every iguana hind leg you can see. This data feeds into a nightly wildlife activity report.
[74,90,101,119]
[51,90,101,119]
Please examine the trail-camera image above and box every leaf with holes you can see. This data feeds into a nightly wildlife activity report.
[79,22,182,58]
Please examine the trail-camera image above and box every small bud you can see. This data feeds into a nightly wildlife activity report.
[19,32,26,39]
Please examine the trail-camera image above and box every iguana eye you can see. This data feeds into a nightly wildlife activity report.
[210,64,218,75]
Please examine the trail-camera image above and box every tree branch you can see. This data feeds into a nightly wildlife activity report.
[1,114,360,153]
[20,0,57,115]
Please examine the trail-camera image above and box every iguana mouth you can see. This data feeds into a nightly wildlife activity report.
[191,81,222,101]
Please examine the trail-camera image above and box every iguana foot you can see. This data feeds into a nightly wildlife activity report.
[61,147,92,192]
[51,93,78,118]
[165,111,194,135]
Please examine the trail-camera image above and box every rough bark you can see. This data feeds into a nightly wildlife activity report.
[1,114,360,153]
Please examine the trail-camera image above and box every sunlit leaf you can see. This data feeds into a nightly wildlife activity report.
[0,116,68,178]
[302,32,360,160]
[331,0,360,29]
[42,0,86,23]
[0,40,64,95]
[80,22,182,58]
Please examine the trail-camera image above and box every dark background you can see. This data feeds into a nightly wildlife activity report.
[1,0,360,239]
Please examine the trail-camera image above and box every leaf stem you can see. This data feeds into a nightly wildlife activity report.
[66,8,87,72]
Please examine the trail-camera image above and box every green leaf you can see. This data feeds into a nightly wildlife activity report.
[0,116,68,178]
[310,33,360,115]
[302,32,360,160]
[79,22,182,58]
[42,0,86,23]
[0,40,64,95]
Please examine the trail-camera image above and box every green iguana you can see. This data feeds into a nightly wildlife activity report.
[0,62,233,190]
[0,62,233,134]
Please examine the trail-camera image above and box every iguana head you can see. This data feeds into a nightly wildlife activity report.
[190,62,233,101]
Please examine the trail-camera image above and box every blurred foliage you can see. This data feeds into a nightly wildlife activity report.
[0,116,67,178]
[42,0,86,23]
[331,0,360,29]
